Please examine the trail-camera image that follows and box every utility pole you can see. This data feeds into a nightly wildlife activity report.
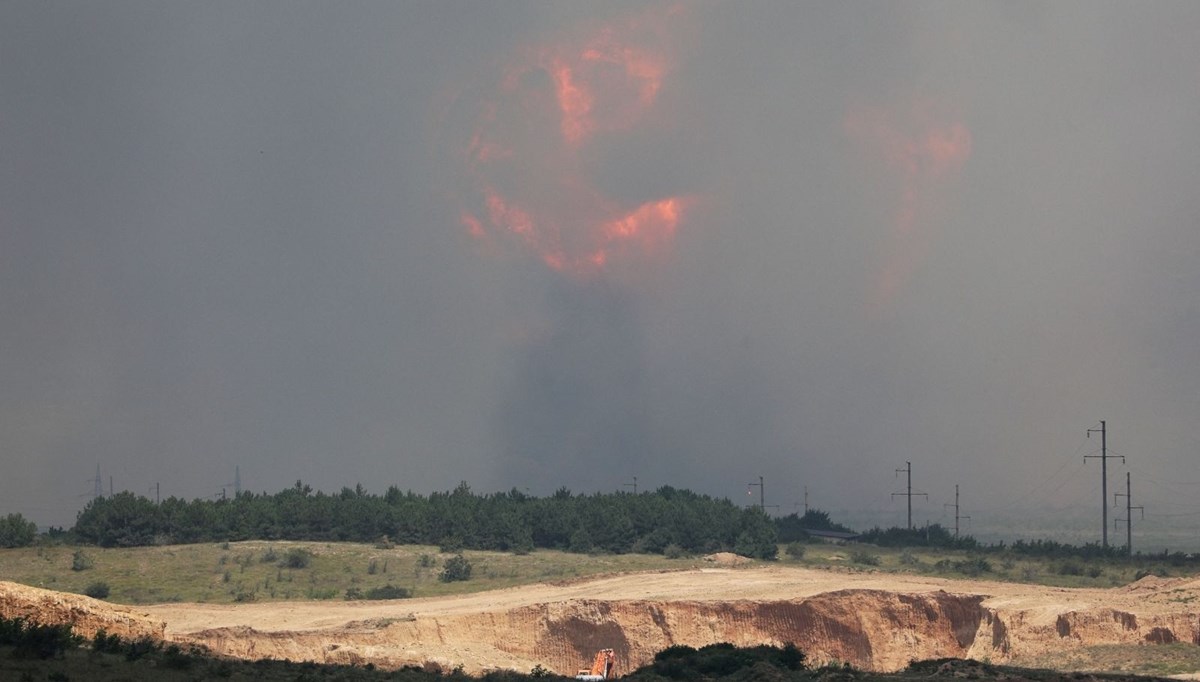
[93,465,103,499]
[235,466,241,496]
[109,476,113,498]
[892,461,927,530]
[944,484,970,538]
[791,486,808,516]
[1114,471,1144,557]
[747,476,764,512]
[1086,420,1124,549]
[623,477,638,494]
[156,482,160,504]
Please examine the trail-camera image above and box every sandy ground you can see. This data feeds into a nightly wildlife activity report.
[144,564,1200,636]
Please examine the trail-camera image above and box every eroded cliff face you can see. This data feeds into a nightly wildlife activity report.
[5,576,1198,676]
[180,588,1200,675]
[0,581,165,642]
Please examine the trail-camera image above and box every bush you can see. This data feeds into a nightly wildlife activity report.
[0,617,82,659]
[0,513,37,548]
[439,554,473,582]
[417,553,437,568]
[898,550,919,566]
[953,557,992,577]
[1057,561,1084,576]
[283,548,313,569]
[365,584,411,600]
[664,543,686,559]
[785,543,806,560]
[84,581,110,599]
[260,547,279,563]
[71,550,94,572]
[849,549,880,566]
[92,629,123,654]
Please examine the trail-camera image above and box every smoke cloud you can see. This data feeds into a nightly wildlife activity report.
[1,2,1199,549]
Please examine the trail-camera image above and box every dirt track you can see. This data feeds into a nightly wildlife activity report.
[128,564,1200,675]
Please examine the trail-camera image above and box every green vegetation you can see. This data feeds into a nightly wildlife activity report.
[0,513,37,548]
[439,553,473,582]
[783,542,1195,589]
[0,541,714,604]
[70,482,777,559]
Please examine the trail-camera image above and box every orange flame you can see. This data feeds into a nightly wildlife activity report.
[452,6,691,278]
[845,99,971,311]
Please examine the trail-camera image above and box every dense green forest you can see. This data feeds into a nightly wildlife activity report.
[67,483,780,559]
[4,481,1194,565]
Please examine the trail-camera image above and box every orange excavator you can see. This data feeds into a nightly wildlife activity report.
[575,648,615,680]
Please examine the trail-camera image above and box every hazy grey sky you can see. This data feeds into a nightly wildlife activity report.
[2,2,1198,545]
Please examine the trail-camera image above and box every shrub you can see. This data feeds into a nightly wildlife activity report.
[849,549,880,566]
[123,636,159,661]
[84,581,110,599]
[260,547,279,563]
[92,629,123,654]
[0,617,82,659]
[439,554,473,582]
[367,559,379,575]
[365,585,411,600]
[162,643,195,670]
[785,543,806,560]
[417,553,437,568]
[70,550,94,572]
[1057,561,1084,576]
[953,557,992,577]
[664,543,686,559]
[898,550,919,566]
[283,548,313,569]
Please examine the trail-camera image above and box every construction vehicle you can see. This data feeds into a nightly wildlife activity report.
[576,648,615,680]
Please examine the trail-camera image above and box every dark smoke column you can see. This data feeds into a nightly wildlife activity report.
[495,278,651,492]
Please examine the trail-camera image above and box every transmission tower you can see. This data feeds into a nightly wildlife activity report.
[892,461,927,530]
[1085,420,1124,549]
[623,476,638,494]
[1114,471,1144,557]
[943,484,971,538]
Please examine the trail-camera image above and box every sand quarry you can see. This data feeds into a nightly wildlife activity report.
[5,554,1200,675]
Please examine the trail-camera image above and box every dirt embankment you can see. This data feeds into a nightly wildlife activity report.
[8,569,1200,676]
[0,581,164,642]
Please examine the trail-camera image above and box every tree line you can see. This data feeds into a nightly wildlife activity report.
[67,482,780,559]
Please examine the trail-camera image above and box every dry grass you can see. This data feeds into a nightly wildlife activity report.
[0,541,707,605]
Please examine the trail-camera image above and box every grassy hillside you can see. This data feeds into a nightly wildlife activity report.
[0,541,696,604]
[2,539,1195,606]
[785,542,1196,589]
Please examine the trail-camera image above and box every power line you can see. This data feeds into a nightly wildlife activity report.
[891,461,927,530]
[1114,471,1144,557]
[944,484,971,538]
[1085,420,1124,549]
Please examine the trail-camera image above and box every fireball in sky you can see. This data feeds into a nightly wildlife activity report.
[451,6,690,278]
[845,98,972,312]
